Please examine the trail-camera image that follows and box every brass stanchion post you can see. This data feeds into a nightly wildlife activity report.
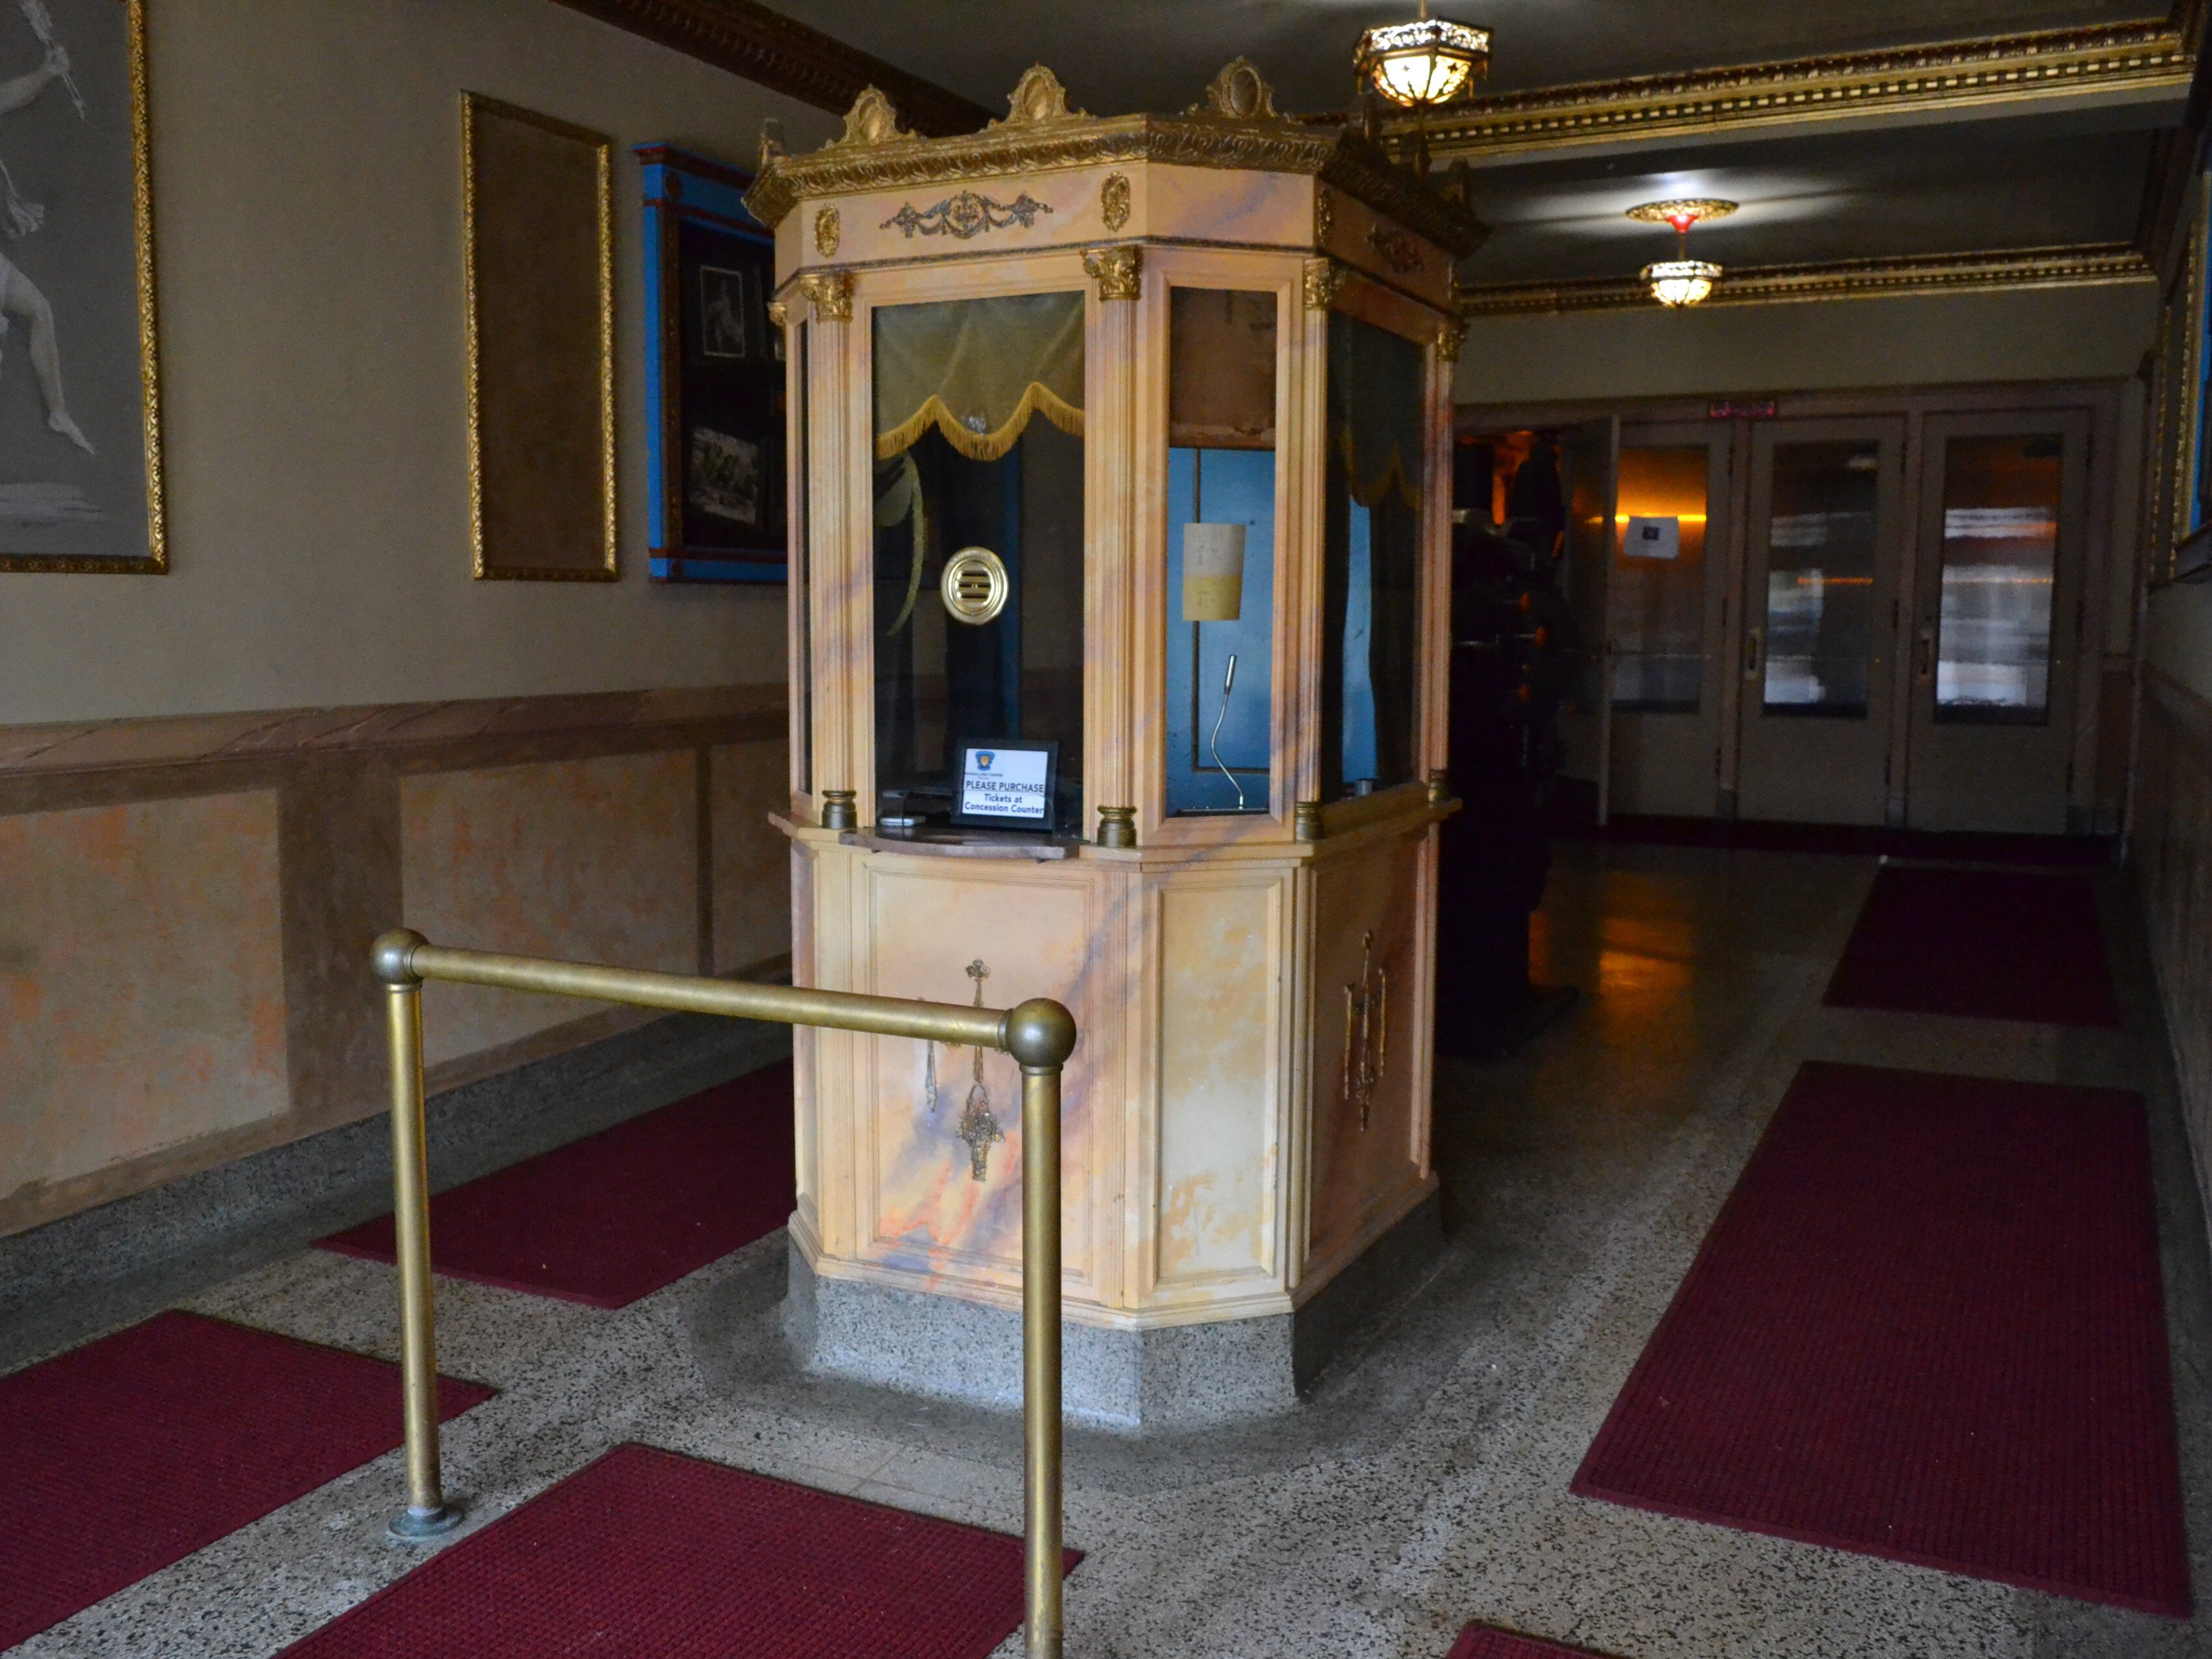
[1006,999,1077,1659]
[373,930,461,1541]
[360,933,1081,1632]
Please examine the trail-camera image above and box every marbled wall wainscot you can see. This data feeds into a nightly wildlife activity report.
[0,685,787,1237]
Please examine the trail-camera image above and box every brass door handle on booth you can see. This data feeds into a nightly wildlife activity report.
[1744,626,1762,679]
[1915,627,1936,686]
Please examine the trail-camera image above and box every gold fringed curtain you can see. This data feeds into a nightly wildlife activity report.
[1329,312,1425,513]
[874,291,1086,463]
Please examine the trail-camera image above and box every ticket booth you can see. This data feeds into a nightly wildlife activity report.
[749,61,1483,1425]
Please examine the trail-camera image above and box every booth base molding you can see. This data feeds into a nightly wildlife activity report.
[782,1194,1442,1432]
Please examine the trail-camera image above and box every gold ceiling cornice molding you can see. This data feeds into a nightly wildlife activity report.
[1458,243,2155,317]
[748,101,1489,258]
[546,0,993,137]
[1413,20,2194,161]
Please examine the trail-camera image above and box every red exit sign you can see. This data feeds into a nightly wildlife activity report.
[1708,399,1777,419]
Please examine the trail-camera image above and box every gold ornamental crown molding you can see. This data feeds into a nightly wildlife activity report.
[746,71,1488,260]
[1407,18,2195,163]
[546,0,991,137]
[1456,243,2155,318]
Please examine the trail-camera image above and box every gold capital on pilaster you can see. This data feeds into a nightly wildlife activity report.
[1083,243,1142,301]
[798,270,854,321]
[1303,256,1348,311]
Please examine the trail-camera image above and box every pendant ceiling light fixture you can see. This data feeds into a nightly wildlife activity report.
[1356,0,1491,110]
[1627,198,1736,307]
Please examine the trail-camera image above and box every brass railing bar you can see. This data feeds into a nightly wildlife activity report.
[405,941,1009,1051]
[369,929,1076,1659]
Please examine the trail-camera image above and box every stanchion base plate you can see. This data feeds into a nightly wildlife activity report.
[389,1502,463,1541]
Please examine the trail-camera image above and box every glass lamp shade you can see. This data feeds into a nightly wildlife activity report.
[1356,18,1490,109]
[1643,260,1721,307]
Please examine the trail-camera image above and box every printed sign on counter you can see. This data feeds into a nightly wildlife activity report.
[951,739,1059,831]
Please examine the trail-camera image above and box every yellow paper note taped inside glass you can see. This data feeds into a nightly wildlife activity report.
[1182,522,1247,621]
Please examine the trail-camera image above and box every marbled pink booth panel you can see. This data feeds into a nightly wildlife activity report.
[710,740,791,977]
[0,793,288,1204]
[1154,872,1286,1291]
[1306,831,1427,1272]
[859,863,1099,1289]
[399,753,697,1068]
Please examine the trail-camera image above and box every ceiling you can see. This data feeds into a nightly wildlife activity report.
[766,0,2167,116]
[764,0,2192,282]
[1460,111,2165,284]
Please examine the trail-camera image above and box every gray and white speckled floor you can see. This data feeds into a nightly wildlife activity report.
[8,844,2208,1658]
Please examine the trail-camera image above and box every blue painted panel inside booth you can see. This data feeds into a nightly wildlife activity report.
[1165,447,1275,816]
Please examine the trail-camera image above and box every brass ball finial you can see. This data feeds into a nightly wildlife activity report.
[1003,997,1079,1070]
[371,928,427,988]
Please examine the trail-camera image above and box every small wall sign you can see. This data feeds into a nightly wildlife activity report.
[1623,515,1681,560]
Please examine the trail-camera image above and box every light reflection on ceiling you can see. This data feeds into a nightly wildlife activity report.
[1456,115,2159,282]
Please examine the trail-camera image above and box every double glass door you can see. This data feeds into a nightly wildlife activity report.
[1736,413,2086,831]
[1545,403,2094,833]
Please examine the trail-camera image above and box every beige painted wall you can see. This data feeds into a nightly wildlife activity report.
[1452,284,2161,407]
[0,0,837,727]
[2150,584,2212,705]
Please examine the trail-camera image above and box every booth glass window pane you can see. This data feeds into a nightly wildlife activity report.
[1321,312,1424,800]
[1612,445,1708,714]
[870,293,1085,828]
[1935,434,2060,724]
[1166,288,1276,816]
[1762,440,1879,718]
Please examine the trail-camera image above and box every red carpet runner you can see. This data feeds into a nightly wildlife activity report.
[1450,1625,1615,1657]
[281,1442,1077,1658]
[1824,866,2120,1026]
[0,1312,494,1648]
[321,1062,794,1308]
[1574,1063,2187,1614]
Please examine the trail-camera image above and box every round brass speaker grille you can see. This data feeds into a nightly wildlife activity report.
[940,546,1009,625]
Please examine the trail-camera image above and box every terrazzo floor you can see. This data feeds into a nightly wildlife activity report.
[7,843,2209,1658]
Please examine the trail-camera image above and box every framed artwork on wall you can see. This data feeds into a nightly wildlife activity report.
[0,0,165,574]
[635,143,786,583]
[463,92,616,581]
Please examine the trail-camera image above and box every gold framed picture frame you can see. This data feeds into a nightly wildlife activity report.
[0,0,166,574]
[462,92,617,581]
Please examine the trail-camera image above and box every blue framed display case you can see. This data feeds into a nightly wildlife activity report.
[635,144,785,582]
